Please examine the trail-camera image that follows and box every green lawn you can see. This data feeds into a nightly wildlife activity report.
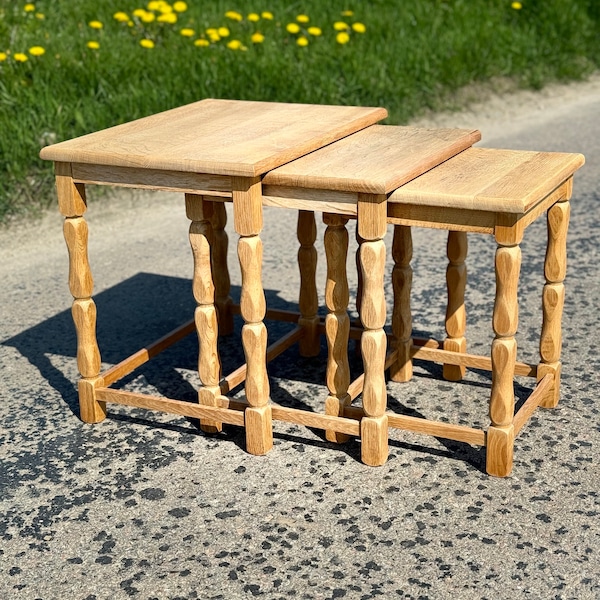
[1,0,599,223]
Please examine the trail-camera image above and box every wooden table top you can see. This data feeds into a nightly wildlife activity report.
[39,99,387,178]
[389,147,585,213]
[262,125,481,194]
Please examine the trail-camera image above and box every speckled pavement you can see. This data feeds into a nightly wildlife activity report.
[1,80,599,599]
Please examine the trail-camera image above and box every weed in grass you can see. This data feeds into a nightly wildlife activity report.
[0,0,599,223]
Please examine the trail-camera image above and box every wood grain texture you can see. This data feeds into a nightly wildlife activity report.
[323,214,351,442]
[444,231,468,381]
[390,226,413,382]
[56,163,87,217]
[297,211,320,357]
[388,147,584,213]
[210,201,234,335]
[63,217,94,299]
[263,125,480,194]
[361,415,389,467]
[78,376,107,424]
[72,299,101,379]
[41,99,387,176]
[492,246,521,337]
[486,424,514,477]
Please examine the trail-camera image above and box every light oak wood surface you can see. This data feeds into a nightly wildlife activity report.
[389,147,585,213]
[40,99,387,177]
[263,125,481,194]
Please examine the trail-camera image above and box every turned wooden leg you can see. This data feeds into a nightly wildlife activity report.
[186,194,225,434]
[538,196,571,408]
[444,231,468,381]
[358,194,388,466]
[297,210,320,357]
[55,163,105,423]
[354,226,365,356]
[390,225,413,383]
[323,214,351,443]
[233,176,272,455]
[487,237,521,477]
[210,201,234,336]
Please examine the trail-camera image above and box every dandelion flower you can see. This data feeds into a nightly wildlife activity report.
[307,26,322,36]
[261,11,273,20]
[247,13,260,22]
[218,27,230,37]
[336,32,350,44]
[173,1,188,11]
[352,22,366,33]
[251,32,265,43]
[194,38,210,47]
[511,1,522,8]
[333,21,349,30]
[113,11,129,22]
[296,15,309,23]
[0,52,7,62]
[24,3,35,12]
[227,39,243,50]
[225,11,243,21]
[140,38,155,48]
[157,13,177,23]
[180,28,195,37]
[206,28,220,42]
[89,20,103,29]
[87,41,100,49]
[35,13,44,19]
[286,23,300,34]
[341,10,354,17]
[159,4,173,13]
[147,1,162,10]
[141,11,156,22]
[14,53,28,62]
[29,45,45,56]
[296,36,308,47]
[133,8,147,18]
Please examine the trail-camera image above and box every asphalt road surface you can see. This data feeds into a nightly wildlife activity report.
[1,75,599,599]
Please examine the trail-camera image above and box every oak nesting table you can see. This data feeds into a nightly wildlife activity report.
[39,98,388,456]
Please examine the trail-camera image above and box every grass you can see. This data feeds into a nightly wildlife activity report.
[1,0,599,224]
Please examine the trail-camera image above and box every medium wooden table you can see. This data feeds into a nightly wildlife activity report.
[265,142,584,476]
[40,98,388,455]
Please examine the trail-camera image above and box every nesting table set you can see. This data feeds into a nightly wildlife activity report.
[40,99,584,476]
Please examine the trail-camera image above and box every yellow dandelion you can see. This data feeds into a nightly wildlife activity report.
[225,11,243,21]
[113,11,129,22]
[296,14,309,23]
[261,11,273,20]
[352,22,366,33]
[286,23,300,34]
[28,45,45,56]
[140,38,155,48]
[0,52,7,62]
[341,10,354,17]
[159,4,173,13]
[218,26,230,37]
[227,39,242,50]
[296,36,308,47]
[206,28,220,42]
[194,38,210,47]
[336,32,350,44]
[133,8,147,18]
[87,41,100,50]
[89,20,103,29]
[333,21,349,30]
[180,28,195,37]
[157,13,177,23]
[128,20,134,26]
[511,1,523,8]
[141,11,156,22]
[35,13,44,19]
[251,32,265,43]
[247,13,260,22]
[173,1,188,11]
[307,26,322,36]
[24,3,35,12]
[147,1,162,10]
[14,53,28,62]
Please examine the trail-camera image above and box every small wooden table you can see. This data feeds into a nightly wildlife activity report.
[40,99,388,455]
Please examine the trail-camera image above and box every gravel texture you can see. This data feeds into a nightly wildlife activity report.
[1,75,599,599]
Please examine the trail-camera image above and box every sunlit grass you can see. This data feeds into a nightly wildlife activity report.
[1,0,599,222]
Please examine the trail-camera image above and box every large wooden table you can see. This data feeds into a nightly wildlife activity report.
[40,99,481,469]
